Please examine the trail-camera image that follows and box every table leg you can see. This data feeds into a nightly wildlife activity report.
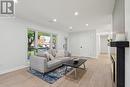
[74,68,77,79]
[83,63,86,69]
[65,66,67,75]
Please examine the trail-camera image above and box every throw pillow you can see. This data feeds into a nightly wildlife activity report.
[51,49,57,57]
[48,49,57,57]
[44,52,51,61]
[36,50,46,57]
[56,50,65,57]
[49,54,55,60]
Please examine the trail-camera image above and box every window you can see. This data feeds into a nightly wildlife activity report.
[38,32,51,50]
[28,29,35,58]
[52,34,57,49]
[27,29,58,58]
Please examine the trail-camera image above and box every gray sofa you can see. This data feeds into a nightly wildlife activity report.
[30,50,71,73]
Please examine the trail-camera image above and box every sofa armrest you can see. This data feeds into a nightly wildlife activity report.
[30,56,48,73]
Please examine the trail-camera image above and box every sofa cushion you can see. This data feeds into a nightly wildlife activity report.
[49,54,55,60]
[36,50,46,57]
[48,49,57,57]
[56,57,71,62]
[64,51,71,57]
[44,52,51,61]
[36,51,50,62]
[47,59,62,68]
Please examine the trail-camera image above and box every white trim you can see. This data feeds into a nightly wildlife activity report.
[88,56,97,59]
[0,65,28,75]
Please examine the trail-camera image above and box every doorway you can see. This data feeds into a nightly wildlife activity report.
[100,35,109,54]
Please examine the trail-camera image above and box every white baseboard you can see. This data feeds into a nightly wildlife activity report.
[0,65,28,75]
[86,56,97,59]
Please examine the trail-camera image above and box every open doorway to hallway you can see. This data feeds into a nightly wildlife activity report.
[100,35,109,54]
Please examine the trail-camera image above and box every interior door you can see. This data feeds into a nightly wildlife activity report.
[69,34,80,56]
[100,35,108,54]
[79,34,88,57]
[69,31,96,57]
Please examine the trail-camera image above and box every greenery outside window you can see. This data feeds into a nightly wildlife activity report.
[52,34,57,49]
[28,29,58,58]
[38,32,51,50]
[28,29,35,58]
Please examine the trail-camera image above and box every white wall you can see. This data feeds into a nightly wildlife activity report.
[112,0,125,33]
[0,18,27,74]
[69,30,96,58]
[125,0,130,86]
[100,35,108,54]
[0,18,68,74]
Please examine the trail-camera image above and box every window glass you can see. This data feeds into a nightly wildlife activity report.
[52,34,57,49]
[38,32,51,50]
[28,29,35,58]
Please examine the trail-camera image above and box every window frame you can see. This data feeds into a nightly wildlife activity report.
[27,29,58,50]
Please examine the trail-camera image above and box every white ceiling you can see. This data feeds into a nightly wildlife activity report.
[15,0,115,32]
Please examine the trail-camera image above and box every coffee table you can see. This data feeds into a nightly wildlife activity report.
[63,59,87,79]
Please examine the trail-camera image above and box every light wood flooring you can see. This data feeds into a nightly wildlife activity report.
[0,54,114,87]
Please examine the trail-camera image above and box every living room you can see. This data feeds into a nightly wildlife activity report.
[0,0,130,87]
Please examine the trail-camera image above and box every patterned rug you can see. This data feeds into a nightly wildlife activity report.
[28,66,72,84]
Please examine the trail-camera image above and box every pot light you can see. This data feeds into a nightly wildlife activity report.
[74,12,79,16]
[53,19,57,22]
[85,24,89,26]
[69,26,73,29]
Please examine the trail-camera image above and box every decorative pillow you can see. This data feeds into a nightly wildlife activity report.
[51,49,57,57]
[65,51,71,57]
[49,54,55,60]
[48,49,57,57]
[56,50,65,57]
[48,49,52,55]
[36,50,53,62]
[68,52,71,57]
[44,52,51,61]
[36,50,46,57]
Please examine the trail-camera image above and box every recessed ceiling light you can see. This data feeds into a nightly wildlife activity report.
[13,0,18,3]
[53,19,57,22]
[85,24,89,26]
[69,26,73,29]
[74,12,79,16]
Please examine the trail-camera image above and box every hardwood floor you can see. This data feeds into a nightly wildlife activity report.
[0,54,114,87]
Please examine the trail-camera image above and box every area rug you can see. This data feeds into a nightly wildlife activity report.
[28,66,72,84]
